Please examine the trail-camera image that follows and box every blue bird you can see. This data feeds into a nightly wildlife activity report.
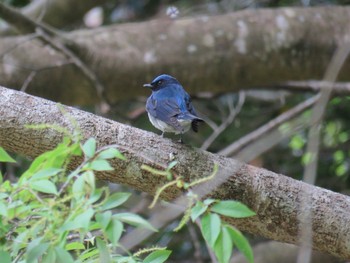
[144,74,204,142]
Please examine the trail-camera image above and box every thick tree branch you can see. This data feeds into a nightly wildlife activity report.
[1,6,350,105]
[0,86,349,259]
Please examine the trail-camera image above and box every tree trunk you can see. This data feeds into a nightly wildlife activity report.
[0,6,350,105]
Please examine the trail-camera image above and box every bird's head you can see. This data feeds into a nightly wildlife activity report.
[143,74,179,91]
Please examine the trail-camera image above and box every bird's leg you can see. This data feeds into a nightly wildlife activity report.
[161,131,165,137]
[177,134,184,144]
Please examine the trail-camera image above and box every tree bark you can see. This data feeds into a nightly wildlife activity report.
[0,86,349,259]
[0,6,350,105]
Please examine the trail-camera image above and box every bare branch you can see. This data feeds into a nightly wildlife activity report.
[200,92,245,151]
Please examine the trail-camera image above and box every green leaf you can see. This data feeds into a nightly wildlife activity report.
[113,213,157,232]
[42,247,56,263]
[191,201,207,222]
[73,208,94,230]
[203,198,217,206]
[30,180,58,195]
[167,161,178,170]
[83,170,95,190]
[0,250,11,263]
[213,226,233,263]
[106,218,123,245]
[82,138,96,158]
[0,201,8,217]
[72,175,85,196]
[27,242,49,263]
[227,226,254,263]
[88,188,104,204]
[31,168,62,181]
[0,147,16,163]
[98,148,126,160]
[96,211,112,229]
[96,237,112,263]
[143,250,172,263]
[55,247,74,263]
[101,192,131,211]
[65,242,85,251]
[201,213,221,248]
[211,200,255,218]
[90,160,114,171]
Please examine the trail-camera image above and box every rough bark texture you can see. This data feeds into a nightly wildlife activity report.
[0,86,349,259]
[0,6,350,105]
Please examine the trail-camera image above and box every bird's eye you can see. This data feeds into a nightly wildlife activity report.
[157,80,162,85]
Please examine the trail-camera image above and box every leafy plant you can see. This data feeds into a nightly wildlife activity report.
[0,138,170,263]
[142,162,256,263]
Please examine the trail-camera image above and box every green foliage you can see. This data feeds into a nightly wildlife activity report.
[0,137,172,262]
[144,161,255,263]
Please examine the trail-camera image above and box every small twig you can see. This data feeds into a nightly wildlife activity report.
[200,91,245,151]
[21,71,37,92]
[219,94,319,157]
[271,80,350,95]
[297,43,350,263]
[188,223,204,263]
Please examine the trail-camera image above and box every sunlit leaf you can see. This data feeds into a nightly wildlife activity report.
[98,148,126,160]
[191,201,207,222]
[113,213,157,232]
[30,180,58,195]
[0,147,16,163]
[106,218,123,245]
[227,226,254,263]
[211,200,255,218]
[90,160,114,171]
[82,138,96,158]
[213,226,232,263]
[101,192,131,211]
[201,213,221,248]
[143,250,172,263]
[65,242,85,251]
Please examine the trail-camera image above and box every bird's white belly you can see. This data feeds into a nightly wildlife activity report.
[148,113,191,134]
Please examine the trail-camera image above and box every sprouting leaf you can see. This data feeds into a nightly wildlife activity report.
[143,250,172,263]
[0,147,16,163]
[201,213,221,248]
[101,192,131,211]
[82,138,96,158]
[211,200,255,218]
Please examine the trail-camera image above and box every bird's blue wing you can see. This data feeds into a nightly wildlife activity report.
[146,96,183,131]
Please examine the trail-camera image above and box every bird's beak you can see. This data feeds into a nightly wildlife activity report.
[143,83,153,89]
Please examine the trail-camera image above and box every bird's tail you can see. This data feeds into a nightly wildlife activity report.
[191,118,204,132]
